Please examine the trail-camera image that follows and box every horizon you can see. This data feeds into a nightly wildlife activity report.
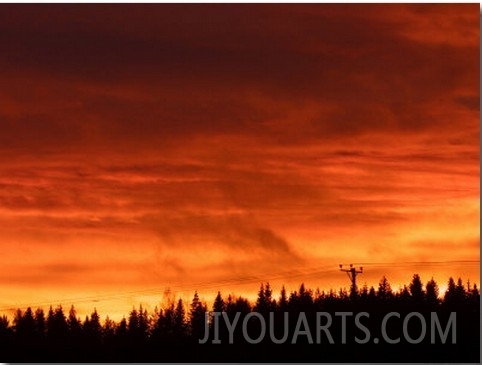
[0,4,479,325]
[0,269,477,322]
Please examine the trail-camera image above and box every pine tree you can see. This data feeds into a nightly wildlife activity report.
[470,283,480,298]
[444,277,457,303]
[34,308,46,338]
[0,315,9,333]
[455,278,466,301]
[235,296,251,314]
[19,307,35,342]
[116,317,128,338]
[89,309,102,341]
[278,286,288,311]
[0,315,10,346]
[409,274,424,302]
[398,285,411,302]
[298,283,314,310]
[425,278,439,308]
[67,305,82,337]
[138,305,149,340]
[360,284,369,301]
[377,276,392,300]
[213,291,225,313]
[174,298,187,337]
[47,306,55,336]
[161,302,176,337]
[255,283,268,314]
[47,305,68,341]
[190,291,207,340]
[127,308,139,338]
[103,316,116,346]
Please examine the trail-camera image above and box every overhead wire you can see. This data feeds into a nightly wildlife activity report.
[0,259,478,312]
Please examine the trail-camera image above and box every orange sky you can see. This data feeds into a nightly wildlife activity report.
[0,4,479,321]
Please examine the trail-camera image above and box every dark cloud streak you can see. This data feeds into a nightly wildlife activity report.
[0,4,478,316]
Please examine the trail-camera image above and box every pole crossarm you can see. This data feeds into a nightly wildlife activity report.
[339,264,363,296]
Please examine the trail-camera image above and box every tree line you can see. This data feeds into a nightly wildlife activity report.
[0,274,479,362]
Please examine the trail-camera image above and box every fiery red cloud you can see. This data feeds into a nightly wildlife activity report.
[0,4,479,320]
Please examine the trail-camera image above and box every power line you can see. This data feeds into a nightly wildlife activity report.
[0,259,478,312]
[0,265,337,312]
[351,260,479,266]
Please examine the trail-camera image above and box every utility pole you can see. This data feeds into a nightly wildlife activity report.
[339,264,363,298]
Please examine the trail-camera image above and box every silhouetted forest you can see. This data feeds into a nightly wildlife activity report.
[0,274,479,362]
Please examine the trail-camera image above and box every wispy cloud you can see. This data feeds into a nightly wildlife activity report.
[0,4,478,319]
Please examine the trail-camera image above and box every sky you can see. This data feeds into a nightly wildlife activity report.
[0,4,479,321]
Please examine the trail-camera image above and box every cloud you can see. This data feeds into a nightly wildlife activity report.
[0,4,478,319]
